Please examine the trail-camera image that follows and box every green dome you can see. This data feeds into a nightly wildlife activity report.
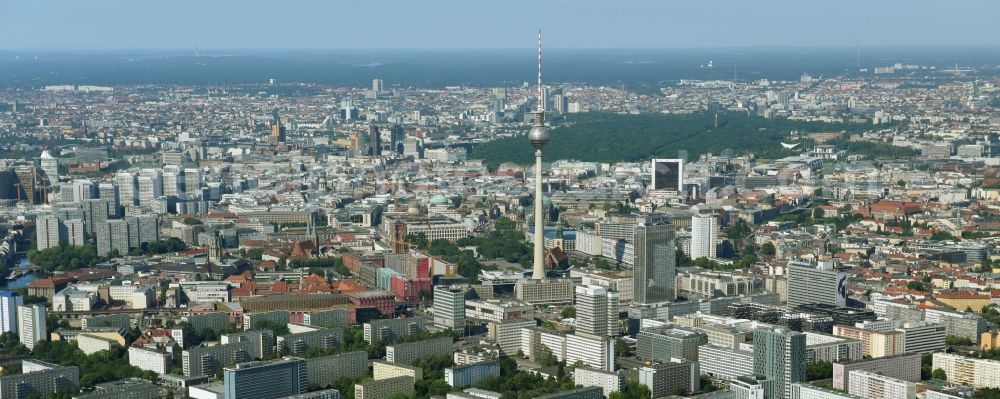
[429,194,449,205]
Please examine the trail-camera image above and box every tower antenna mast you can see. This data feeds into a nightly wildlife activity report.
[537,29,544,112]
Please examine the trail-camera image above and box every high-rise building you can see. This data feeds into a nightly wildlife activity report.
[72,179,97,203]
[183,168,203,194]
[637,325,708,363]
[39,150,59,187]
[552,94,568,114]
[63,219,85,247]
[896,321,946,354]
[18,304,46,350]
[96,219,130,257]
[341,98,353,121]
[367,125,382,156]
[126,215,159,249]
[270,113,287,144]
[433,287,465,331]
[115,172,138,207]
[35,215,61,251]
[81,198,111,238]
[390,125,405,153]
[638,361,700,398]
[97,182,120,217]
[0,291,23,335]
[787,260,848,308]
[372,79,384,92]
[575,285,617,337]
[162,166,181,196]
[137,169,162,206]
[690,213,718,259]
[222,357,307,399]
[633,217,676,304]
[753,327,806,399]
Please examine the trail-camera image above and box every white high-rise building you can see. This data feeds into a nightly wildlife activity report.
[575,285,619,337]
[72,179,96,203]
[63,219,85,247]
[690,213,718,259]
[183,168,203,194]
[565,333,614,372]
[115,172,138,207]
[39,150,59,187]
[18,304,46,350]
[36,215,61,251]
[162,166,180,196]
[0,291,23,334]
[373,79,384,92]
[137,169,163,206]
[433,287,465,331]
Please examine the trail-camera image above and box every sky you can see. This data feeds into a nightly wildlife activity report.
[3,0,1000,50]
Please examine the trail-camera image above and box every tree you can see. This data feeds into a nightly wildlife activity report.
[723,220,752,251]
[932,368,947,380]
[614,339,630,358]
[560,307,576,319]
[806,361,833,381]
[760,242,776,258]
[907,281,926,291]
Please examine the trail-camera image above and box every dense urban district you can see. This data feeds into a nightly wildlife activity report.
[0,60,998,399]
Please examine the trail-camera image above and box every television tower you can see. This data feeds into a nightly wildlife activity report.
[528,28,549,280]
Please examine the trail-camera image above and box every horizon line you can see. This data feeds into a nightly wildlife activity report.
[4,43,1000,53]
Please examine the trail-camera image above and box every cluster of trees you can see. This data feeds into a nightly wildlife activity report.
[28,237,186,271]
[474,357,576,399]
[983,305,1000,326]
[826,138,920,160]
[288,257,351,276]
[806,361,833,381]
[946,335,974,346]
[975,388,1000,399]
[130,238,187,256]
[407,217,531,281]
[473,112,867,167]
[30,340,155,388]
[27,243,100,272]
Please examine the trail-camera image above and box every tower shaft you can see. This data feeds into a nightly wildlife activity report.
[532,148,545,280]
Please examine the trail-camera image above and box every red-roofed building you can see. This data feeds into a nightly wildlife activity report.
[866,200,923,220]
[333,279,365,295]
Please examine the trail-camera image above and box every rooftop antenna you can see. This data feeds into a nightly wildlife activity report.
[537,28,544,112]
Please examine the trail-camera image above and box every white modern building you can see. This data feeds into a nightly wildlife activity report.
[0,291,23,335]
[690,213,718,259]
[128,346,173,375]
[847,370,916,399]
[18,304,46,350]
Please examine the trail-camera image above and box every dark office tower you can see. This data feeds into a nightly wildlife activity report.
[270,112,286,144]
[753,328,806,399]
[633,216,676,304]
[390,125,405,153]
[0,170,17,202]
[368,125,382,156]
